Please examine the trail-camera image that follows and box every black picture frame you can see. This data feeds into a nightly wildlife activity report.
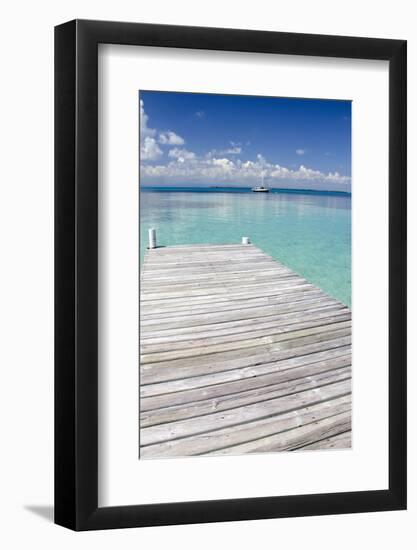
[55,19,407,531]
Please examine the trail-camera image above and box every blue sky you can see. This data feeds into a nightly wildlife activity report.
[140,91,351,191]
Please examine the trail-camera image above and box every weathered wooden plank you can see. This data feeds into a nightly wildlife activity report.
[141,262,280,276]
[139,243,352,457]
[140,267,290,286]
[141,276,308,299]
[140,279,313,302]
[140,338,350,390]
[141,313,351,354]
[140,352,351,405]
[141,305,349,344]
[140,285,323,317]
[141,261,280,279]
[147,243,258,251]
[141,320,351,364]
[140,272,296,293]
[141,366,351,427]
[140,287,324,313]
[140,334,352,385]
[141,275,294,292]
[140,297,341,329]
[140,283,314,308]
[144,252,273,260]
[141,262,280,278]
[140,302,345,340]
[140,395,351,458]
[207,410,352,455]
[140,289,325,315]
[141,353,353,405]
[295,430,352,451]
[140,379,351,447]
[144,255,273,268]
[145,251,271,261]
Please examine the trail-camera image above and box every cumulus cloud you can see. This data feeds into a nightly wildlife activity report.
[168,148,196,162]
[140,98,350,189]
[140,99,156,138]
[195,111,205,119]
[140,99,184,159]
[207,145,242,157]
[225,146,242,155]
[141,154,350,187]
[159,131,185,146]
[141,136,163,161]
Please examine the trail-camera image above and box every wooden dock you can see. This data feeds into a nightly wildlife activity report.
[140,242,352,458]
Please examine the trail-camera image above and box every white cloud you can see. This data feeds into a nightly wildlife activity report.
[140,100,184,160]
[225,146,242,155]
[168,148,196,162]
[140,98,350,189]
[141,136,163,161]
[158,131,185,146]
[207,145,242,157]
[140,99,156,138]
[141,154,350,187]
[195,111,205,119]
[211,157,235,173]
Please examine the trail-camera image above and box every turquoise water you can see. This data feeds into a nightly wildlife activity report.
[140,187,351,307]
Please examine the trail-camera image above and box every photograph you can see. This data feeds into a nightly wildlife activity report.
[139,91,352,459]
[0,0,409,539]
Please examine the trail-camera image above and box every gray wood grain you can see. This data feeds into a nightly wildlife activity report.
[141,396,351,458]
[141,333,351,386]
[140,354,351,407]
[295,430,352,451]
[140,379,351,446]
[207,410,352,455]
[141,366,351,426]
[139,244,352,458]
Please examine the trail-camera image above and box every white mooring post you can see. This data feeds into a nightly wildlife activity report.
[242,236,251,245]
[148,228,157,249]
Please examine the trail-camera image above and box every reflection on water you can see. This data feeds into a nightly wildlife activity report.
[140,189,351,307]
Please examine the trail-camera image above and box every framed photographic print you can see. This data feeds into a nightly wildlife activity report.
[55,19,406,530]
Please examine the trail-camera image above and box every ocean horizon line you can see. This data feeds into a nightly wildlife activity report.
[140,185,351,197]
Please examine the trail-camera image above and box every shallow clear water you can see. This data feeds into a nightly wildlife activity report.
[140,188,351,307]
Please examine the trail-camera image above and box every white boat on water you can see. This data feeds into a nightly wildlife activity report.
[252,172,269,192]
